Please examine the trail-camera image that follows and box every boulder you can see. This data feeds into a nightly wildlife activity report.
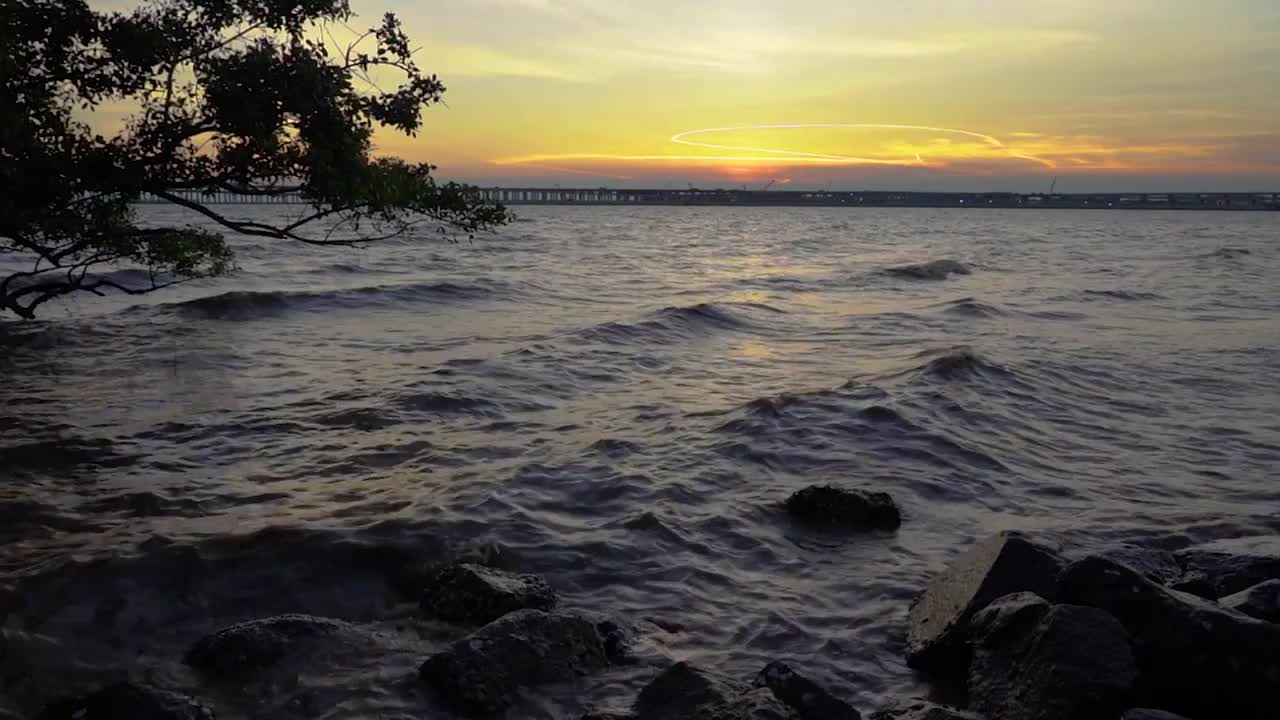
[784,486,901,531]
[696,689,800,720]
[634,662,748,720]
[185,613,347,678]
[868,700,983,719]
[37,682,214,720]
[1120,711,1191,720]
[906,532,1064,676]
[419,609,611,716]
[967,593,1137,720]
[1058,555,1280,720]
[1220,579,1280,622]
[752,661,861,720]
[420,563,557,624]
[1172,542,1280,599]
[1092,545,1182,585]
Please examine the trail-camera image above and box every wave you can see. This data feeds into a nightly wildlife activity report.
[909,347,1011,382]
[884,259,971,280]
[578,302,782,345]
[155,280,502,320]
[392,389,551,416]
[936,297,1007,318]
[1080,289,1164,302]
[1205,247,1252,259]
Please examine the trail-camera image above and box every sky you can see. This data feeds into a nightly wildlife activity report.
[100,1,1280,191]
[356,0,1280,191]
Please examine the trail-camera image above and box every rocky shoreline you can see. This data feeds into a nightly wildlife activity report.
[9,486,1280,719]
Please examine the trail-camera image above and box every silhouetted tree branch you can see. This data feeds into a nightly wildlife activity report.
[1,0,510,319]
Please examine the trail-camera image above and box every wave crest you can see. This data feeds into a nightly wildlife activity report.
[884,259,971,280]
[155,281,501,320]
[579,302,782,345]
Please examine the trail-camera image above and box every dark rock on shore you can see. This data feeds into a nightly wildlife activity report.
[868,700,983,719]
[1092,545,1182,585]
[968,593,1136,720]
[1058,555,1280,720]
[37,682,214,720]
[785,486,901,531]
[1220,579,1280,622]
[624,662,813,720]
[1121,711,1191,720]
[1171,541,1280,598]
[186,613,347,678]
[419,609,611,716]
[420,563,557,624]
[697,689,799,719]
[906,532,1064,676]
[634,662,748,720]
[752,661,861,720]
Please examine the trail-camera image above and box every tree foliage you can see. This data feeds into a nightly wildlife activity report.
[0,0,509,319]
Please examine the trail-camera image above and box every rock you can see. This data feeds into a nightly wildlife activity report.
[1220,579,1280,622]
[1058,555,1280,720]
[37,682,214,720]
[420,563,557,624]
[885,260,971,280]
[967,593,1137,720]
[1173,543,1280,599]
[906,532,1064,676]
[784,486,901,531]
[582,712,637,720]
[634,662,747,720]
[696,689,800,720]
[752,661,861,720]
[868,700,983,720]
[185,613,347,678]
[1093,545,1182,585]
[1120,711,1191,720]
[419,609,610,716]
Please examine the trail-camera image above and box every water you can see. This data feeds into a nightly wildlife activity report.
[2,206,1278,718]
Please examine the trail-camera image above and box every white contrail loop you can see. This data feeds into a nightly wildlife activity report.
[669,123,1052,168]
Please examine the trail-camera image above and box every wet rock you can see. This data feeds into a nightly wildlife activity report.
[868,700,983,720]
[1120,711,1190,720]
[634,662,748,720]
[185,613,347,678]
[968,593,1137,720]
[784,486,901,531]
[1220,579,1280,622]
[885,260,972,280]
[1058,555,1280,720]
[906,532,1064,676]
[752,661,861,720]
[1172,542,1280,598]
[1092,545,1182,585]
[37,682,214,720]
[419,609,610,716]
[420,563,557,624]
[696,689,800,720]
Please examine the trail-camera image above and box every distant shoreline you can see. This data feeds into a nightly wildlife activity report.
[479,188,1280,211]
[136,188,1280,211]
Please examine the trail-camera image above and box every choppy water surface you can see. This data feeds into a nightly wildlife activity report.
[2,206,1278,718]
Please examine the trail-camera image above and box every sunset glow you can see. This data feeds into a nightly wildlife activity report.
[353,0,1280,190]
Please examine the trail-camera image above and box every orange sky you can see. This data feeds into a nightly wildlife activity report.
[91,1,1280,190]
[359,0,1280,190]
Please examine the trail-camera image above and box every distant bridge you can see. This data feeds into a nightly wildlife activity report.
[139,188,1280,210]
[478,188,1280,211]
